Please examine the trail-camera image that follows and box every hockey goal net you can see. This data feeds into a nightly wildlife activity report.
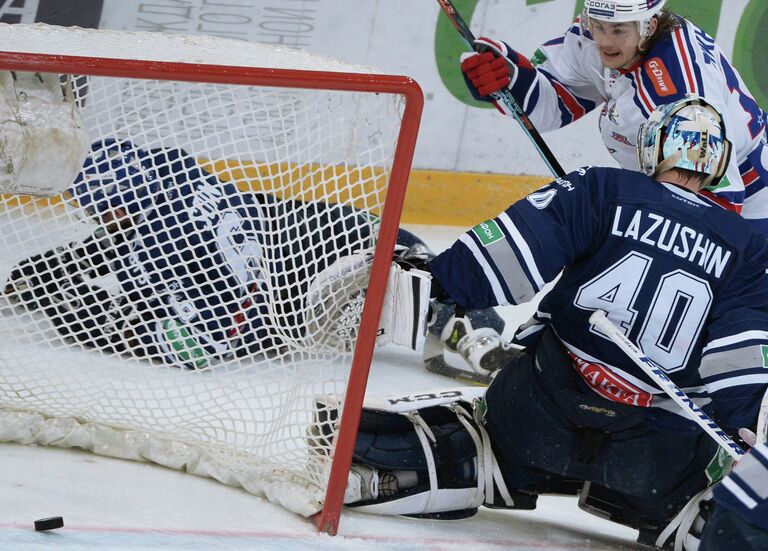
[0,23,422,532]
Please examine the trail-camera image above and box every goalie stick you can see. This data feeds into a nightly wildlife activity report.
[590,310,745,461]
[758,389,768,445]
[435,0,565,178]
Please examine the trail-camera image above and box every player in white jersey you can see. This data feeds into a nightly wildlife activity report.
[461,0,768,234]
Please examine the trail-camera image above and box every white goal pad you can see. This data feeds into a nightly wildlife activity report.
[0,23,423,530]
[0,70,89,196]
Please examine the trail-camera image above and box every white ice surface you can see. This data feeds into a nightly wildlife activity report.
[0,224,641,550]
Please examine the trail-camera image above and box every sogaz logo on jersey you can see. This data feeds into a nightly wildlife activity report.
[472,220,504,246]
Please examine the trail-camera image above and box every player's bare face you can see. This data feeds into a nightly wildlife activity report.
[102,207,133,232]
[590,20,643,69]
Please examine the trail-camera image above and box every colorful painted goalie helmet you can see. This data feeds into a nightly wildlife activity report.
[69,139,160,218]
[582,0,666,39]
[637,96,732,187]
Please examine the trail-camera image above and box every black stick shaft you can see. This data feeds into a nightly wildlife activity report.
[436,0,566,178]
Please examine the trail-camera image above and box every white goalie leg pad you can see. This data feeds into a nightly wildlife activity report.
[0,71,90,197]
[346,386,515,517]
[376,262,432,351]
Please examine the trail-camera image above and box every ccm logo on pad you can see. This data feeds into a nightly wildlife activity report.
[644,58,678,97]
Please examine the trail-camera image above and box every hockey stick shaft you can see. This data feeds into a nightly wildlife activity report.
[435,0,565,178]
[589,310,745,460]
[758,390,768,445]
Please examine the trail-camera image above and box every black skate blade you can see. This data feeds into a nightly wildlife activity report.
[404,508,478,520]
[423,357,492,385]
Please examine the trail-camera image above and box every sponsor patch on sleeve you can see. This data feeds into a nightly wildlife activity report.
[472,220,505,246]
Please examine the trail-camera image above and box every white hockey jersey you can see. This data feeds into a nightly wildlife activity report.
[504,16,768,223]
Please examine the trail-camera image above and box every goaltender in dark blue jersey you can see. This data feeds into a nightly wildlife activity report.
[431,164,768,434]
[338,98,768,547]
[6,139,388,369]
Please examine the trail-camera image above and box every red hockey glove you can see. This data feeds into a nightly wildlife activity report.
[461,51,512,98]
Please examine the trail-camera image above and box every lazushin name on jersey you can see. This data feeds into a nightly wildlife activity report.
[610,205,732,278]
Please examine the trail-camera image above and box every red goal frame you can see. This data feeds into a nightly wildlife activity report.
[0,50,424,536]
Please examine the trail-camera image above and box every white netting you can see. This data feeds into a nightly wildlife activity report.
[0,24,413,516]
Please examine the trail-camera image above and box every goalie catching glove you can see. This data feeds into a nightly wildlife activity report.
[304,251,433,353]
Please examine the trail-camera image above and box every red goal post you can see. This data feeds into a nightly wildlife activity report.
[0,24,423,536]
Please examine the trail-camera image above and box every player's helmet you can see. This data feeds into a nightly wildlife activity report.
[637,96,732,188]
[69,139,160,218]
[582,0,666,39]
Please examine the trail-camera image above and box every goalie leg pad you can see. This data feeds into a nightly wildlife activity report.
[316,387,530,517]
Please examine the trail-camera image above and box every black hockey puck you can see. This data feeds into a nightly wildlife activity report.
[34,516,64,531]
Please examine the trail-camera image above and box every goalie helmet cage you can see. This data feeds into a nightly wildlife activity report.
[0,24,423,535]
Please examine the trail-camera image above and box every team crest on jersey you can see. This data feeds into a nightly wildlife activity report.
[527,188,558,210]
[644,57,678,97]
[762,345,768,367]
[608,105,619,124]
[611,132,632,146]
[600,103,620,124]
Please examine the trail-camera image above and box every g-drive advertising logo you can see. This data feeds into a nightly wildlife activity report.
[1,0,104,28]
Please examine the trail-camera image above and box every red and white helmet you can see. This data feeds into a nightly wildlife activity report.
[582,0,666,39]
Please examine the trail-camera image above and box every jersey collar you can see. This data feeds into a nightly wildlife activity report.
[659,181,712,207]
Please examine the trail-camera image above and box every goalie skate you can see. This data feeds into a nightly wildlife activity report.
[423,316,521,385]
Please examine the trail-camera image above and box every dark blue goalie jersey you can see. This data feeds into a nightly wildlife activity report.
[79,146,377,369]
[430,167,768,433]
[103,147,269,367]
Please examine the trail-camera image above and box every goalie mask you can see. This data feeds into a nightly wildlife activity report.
[637,96,732,188]
[69,139,161,219]
[581,0,666,40]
